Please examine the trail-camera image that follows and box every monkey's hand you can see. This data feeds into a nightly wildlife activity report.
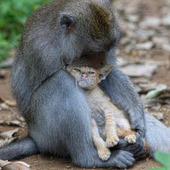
[128,106,146,138]
[113,136,147,160]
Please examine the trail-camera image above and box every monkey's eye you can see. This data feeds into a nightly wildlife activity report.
[89,71,95,75]
[74,68,81,72]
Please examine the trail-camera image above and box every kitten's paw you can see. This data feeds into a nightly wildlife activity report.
[106,136,119,148]
[125,135,136,144]
[98,147,111,161]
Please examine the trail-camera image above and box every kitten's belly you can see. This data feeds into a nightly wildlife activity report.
[91,108,106,138]
[91,109,105,127]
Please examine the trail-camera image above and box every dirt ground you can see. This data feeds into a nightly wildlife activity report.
[0,0,170,169]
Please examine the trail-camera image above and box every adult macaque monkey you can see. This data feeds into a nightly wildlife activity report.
[0,0,170,168]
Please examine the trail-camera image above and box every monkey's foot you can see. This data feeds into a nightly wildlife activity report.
[106,135,119,148]
[125,135,136,144]
[98,147,111,161]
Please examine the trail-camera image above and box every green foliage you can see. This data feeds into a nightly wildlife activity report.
[0,0,50,62]
[149,152,170,170]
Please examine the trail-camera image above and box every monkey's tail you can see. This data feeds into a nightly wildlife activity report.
[144,113,170,157]
[0,137,39,160]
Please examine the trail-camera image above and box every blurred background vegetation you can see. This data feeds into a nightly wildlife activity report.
[0,0,50,62]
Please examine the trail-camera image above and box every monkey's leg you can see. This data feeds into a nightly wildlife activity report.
[145,113,170,157]
[100,65,145,137]
[29,70,136,168]
[0,137,39,160]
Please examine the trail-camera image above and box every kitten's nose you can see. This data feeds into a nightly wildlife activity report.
[82,73,87,79]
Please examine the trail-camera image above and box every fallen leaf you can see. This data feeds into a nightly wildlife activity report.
[0,137,17,148]
[0,160,31,170]
[138,83,158,93]
[150,112,164,121]
[139,17,161,28]
[0,103,9,110]
[0,70,6,79]
[121,64,158,77]
[145,84,167,100]
[6,120,23,127]
[0,58,14,69]
[0,129,19,139]
[162,14,170,26]
[136,42,154,50]
[5,100,17,107]
[0,97,4,103]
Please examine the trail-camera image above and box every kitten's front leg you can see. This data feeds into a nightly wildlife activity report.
[101,104,119,147]
[91,119,111,161]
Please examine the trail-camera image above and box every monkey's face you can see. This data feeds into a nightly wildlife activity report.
[59,0,119,65]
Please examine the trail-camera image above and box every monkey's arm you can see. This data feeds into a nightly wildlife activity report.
[100,64,145,137]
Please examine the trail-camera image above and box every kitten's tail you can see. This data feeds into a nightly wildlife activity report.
[145,113,170,157]
[0,137,39,160]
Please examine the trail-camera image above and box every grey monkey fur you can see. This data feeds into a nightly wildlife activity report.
[0,0,170,168]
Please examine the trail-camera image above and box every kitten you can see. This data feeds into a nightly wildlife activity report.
[67,65,136,161]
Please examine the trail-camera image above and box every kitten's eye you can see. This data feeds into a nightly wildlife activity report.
[74,68,81,72]
[89,71,95,75]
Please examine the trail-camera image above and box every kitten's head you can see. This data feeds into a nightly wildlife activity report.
[67,65,113,90]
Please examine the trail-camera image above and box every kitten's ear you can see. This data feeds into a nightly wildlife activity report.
[99,65,113,81]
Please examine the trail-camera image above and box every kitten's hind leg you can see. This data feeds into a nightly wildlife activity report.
[116,117,136,143]
[117,127,136,144]
[91,119,111,161]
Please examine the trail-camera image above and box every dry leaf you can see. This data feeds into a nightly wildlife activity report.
[150,112,164,121]
[0,103,9,110]
[0,137,17,148]
[0,129,19,139]
[6,120,23,127]
[139,17,161,28]
[121,64,158,77]
[5,100,17,107]
[136,42,154,50]
[145,84,167,100]
[0,71,6,79]
[0,58,14,69]
[0,160,31,170]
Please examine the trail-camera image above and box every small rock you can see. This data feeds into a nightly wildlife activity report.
[136,42,154,50]
[126,14,139,23]
[0,58,14,69]
[0,70,6,79]
[162,14,170,26]
[162,44,170,52]
[150,112,164,121]
[0,103,9,110]
[152,37,169,45]
[139,17,161,28]
[121,63,158,77]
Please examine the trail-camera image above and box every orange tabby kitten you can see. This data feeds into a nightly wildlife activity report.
[67,65,136,161]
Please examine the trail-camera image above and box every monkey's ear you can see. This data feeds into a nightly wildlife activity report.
[60,15,77,31]
[99,65,113,81]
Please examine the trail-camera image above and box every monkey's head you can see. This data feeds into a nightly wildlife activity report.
[58,0,119,66]
[23,0,119,72]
